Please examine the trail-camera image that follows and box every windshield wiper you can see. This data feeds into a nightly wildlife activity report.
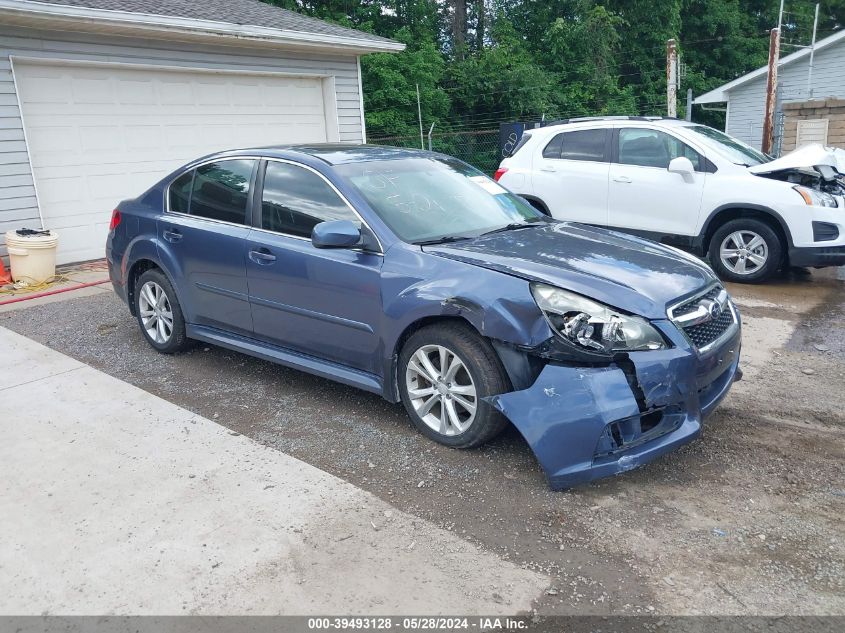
[479,221,546,237]
[413,235,474,246]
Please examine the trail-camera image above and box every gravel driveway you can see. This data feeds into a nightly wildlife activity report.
[2,267,843,617]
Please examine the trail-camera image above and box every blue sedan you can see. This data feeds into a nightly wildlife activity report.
[106,145,742,489]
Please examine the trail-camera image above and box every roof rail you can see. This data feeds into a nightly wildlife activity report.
[541,115,682,127]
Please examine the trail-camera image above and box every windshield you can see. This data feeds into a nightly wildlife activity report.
[334,157,543,244]
[685,125,771,166]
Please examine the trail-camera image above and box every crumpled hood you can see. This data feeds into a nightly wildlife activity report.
[424,223,716,319]
[748,143,845,174]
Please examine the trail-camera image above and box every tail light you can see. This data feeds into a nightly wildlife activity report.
[493,167,508,182]
[109,209,121,232]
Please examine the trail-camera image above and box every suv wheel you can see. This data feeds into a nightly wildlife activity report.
[398,323,511,448]
[134,269,189,353]
[708,218,783,283]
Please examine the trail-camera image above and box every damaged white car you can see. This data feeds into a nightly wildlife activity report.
[496,118,845,283]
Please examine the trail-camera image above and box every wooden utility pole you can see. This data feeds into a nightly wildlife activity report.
[666,39,678,118]
[807,3,820,98]
[761,28,780,155]
[452,0,467,59]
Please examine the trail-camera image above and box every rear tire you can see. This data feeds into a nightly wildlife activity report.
[134,269,189,353]
[708,218,783,283]
[398,323,511,448]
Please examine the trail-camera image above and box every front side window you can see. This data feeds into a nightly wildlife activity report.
[335,157,543,244]
[617,128,702,170]
[261,162,359,238]
[186,159,255,224]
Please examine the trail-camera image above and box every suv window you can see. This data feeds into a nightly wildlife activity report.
[508,132,532,157]
[543,129,607,162]
[187,159,256,224]
[617,128,702,170]
[261,161,359,238]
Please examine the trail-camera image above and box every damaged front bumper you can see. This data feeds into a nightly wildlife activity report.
[488,321,741,489]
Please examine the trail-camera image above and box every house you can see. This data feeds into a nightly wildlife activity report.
[693,29,845,153]
[0,0,402,264]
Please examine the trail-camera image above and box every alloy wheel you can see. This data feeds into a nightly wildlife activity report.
[405,344,478,436]
[138,281,174,344]
[719,230,768,275]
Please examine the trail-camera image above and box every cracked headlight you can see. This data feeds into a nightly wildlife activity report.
[531,283,666,352]
[794,185,838,208]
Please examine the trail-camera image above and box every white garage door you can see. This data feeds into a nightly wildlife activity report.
[14,60,332,263]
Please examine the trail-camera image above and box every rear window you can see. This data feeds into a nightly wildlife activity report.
[168,171,193,213]
[542,129,608,162]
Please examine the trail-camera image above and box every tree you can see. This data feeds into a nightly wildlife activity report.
[362,29,451,139]
[259,0,845,142]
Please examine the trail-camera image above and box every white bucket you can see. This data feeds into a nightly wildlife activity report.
[5,230,59,284]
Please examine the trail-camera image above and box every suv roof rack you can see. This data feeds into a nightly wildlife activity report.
[541,115,682,127]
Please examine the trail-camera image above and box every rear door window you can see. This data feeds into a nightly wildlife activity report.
[542,129,608,162]
[187,159,256,225]
[542,133,564,159]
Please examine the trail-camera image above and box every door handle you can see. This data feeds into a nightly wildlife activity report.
[163,228,182,243]
[540,166,557,172]
[612,176,632,184]
[249,248,277,265]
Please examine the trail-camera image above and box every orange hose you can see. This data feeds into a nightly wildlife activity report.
[0,279,110,306]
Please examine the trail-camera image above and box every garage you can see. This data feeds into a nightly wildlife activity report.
[14,60,335,263]
[0,0,403,264]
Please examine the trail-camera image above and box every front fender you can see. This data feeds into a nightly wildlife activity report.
[379,246,554,400]
[383,247,552,345]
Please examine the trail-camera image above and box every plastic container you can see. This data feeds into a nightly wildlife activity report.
[5,230,59,284]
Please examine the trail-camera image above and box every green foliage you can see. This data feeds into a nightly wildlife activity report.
[362,28,450,138]
[261,0,845,141]
[445,17,558,123]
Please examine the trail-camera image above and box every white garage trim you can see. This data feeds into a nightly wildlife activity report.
[357,56,367,144]
[8,55,44,229]
[323,76,341,143]
[10,54,334,78]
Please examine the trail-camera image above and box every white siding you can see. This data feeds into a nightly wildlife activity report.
[725,42,844,150]
[0,25,366,262]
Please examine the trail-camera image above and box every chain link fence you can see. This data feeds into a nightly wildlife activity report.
[368,129,501,174]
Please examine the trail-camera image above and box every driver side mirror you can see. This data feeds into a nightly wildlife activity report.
[311,220,361,249]
[667,156,696,183]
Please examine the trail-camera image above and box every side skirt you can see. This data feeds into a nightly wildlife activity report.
[187,324,384,397]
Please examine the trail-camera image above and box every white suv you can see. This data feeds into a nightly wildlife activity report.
[495,117,845,283]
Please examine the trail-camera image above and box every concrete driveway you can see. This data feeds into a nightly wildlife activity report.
[0,328,547,615]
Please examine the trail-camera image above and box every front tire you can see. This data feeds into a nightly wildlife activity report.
[398,323,511,448]
[134,269,189,353]
[708,218,783,283]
